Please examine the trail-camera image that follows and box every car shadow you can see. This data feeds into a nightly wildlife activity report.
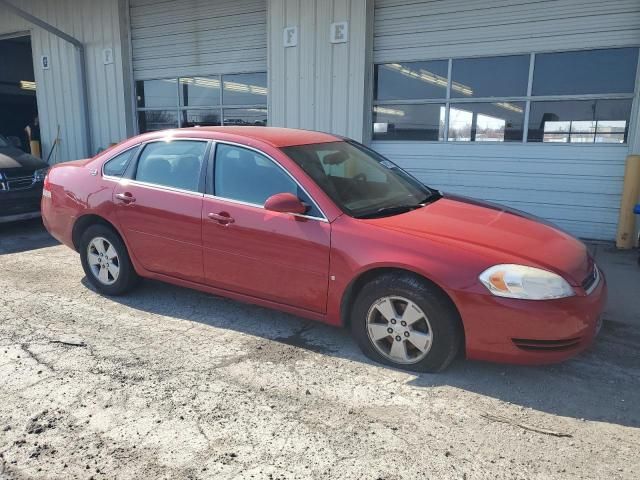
[0,218,59,254]
[83,276,640,429]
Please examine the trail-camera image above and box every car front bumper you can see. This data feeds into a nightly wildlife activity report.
[454,273,608,365]
[0,184,44,223]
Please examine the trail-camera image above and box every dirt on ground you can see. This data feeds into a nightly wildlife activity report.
[0,220,639,479]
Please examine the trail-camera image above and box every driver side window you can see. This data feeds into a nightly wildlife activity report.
[214,143,322,217]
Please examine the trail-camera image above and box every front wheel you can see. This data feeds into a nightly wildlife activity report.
[350,274,463,373]
[79,224,139,296]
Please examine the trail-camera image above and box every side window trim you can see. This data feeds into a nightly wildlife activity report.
[128,138,211,195]
[208,140,328,222]
[101,144,141,179]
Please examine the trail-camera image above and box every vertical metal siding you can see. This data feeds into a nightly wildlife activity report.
[129,0,267,80]
[269,0,373,141]
[372,0,640,240]
[0,0,129,162]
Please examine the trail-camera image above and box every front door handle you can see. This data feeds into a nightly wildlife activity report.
[208,212,235,225]
[115,192,136,203]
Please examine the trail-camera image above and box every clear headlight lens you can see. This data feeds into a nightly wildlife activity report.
[479,264,575,300]
[33,167,49,182]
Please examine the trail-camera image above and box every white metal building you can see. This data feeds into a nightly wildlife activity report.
[1,0,639,241]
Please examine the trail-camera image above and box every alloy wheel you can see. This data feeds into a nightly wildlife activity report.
[366,296,433,364]
[87,236,120,286]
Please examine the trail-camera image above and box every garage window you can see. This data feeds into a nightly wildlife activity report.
[373,47,638,144]
[136,73,267,133]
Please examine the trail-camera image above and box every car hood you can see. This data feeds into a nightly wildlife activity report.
[365,194,591,286]
[0,146,48,171]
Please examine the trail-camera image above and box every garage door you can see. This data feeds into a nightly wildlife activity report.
[129,0,268,133]
[372,0,640,240]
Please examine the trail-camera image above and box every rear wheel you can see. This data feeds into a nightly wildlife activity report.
[79,224,139,296]
[350,273,462,372]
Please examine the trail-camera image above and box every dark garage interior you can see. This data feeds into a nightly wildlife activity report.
[0,35,38,152]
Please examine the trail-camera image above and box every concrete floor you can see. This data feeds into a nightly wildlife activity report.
[0,219,639,480]
[588,242,640,326]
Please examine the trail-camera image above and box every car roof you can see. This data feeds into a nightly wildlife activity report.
[139,127,344,148]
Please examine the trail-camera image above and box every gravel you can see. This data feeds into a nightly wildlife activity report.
[0,220,638,479]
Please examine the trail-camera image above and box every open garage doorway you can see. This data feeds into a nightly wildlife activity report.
[0,34,39,157]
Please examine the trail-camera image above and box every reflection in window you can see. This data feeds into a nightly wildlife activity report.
[136,79,177,108]
[181,110,221,127]
[451,55,529,98]
[180,77,221,106]
[137,110,179,132]
[448,102,524,142]
[373,104,445,141]
[223,108,268,126]
[222,73,268,105]
[528,99,632,143]
[375,61,449,100]
[533,48,639,96]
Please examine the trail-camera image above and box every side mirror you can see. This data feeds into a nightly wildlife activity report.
[264,193,307,215]
[7,136,22,149]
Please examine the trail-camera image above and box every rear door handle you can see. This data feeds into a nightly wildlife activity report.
[208,212,235,225]
[115,192,136,203]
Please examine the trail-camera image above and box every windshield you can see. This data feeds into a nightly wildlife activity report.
[0,135,9,148]
[281,141,438,218]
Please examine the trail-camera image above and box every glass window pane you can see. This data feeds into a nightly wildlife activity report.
[447,102,525,142]
[451,55,529,98]
[374,61,448,100]
[214,143,321,216]
[373,104,445,141]
[223,108,267,126]
[103,148,136,177]
[137,110,178,133]
[135,140,207,192]
[182,109,221,127]
[222,73,268,105]
[528,99,632,143]
[180,77,221,106]
[532,48,639,95]
[136,79,177,108]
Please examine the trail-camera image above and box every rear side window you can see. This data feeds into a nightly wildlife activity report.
[214,143,322,218]
[135,140,207,192]
[103,148,136,177]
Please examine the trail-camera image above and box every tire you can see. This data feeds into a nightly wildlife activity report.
[350,273,463,373]
[79,224,139,296]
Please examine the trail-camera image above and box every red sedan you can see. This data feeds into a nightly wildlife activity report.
[42,127,606,372]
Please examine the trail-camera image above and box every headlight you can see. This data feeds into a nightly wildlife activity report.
[479,264,575,300]
[33,167,49,182]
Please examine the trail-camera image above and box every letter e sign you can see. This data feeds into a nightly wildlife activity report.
[330,22,348,43]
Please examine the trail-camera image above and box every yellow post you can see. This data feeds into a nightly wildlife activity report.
[616,154,640,249]
[29,140,41,158]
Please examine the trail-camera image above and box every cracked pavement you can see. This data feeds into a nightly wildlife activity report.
[0,220,639,479]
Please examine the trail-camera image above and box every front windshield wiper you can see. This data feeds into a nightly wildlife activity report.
[355,191,442,219]
[356,204,423,219]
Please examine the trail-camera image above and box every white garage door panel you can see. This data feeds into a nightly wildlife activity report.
[129,0,267,80]
[374,0,640,61]
[373,0,639,240]
[372,142,628,240]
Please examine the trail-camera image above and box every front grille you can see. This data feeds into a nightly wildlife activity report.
[512,337,582,351]
[581,265,599,294]
[0,172,36,191]
[7,175,35,190]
